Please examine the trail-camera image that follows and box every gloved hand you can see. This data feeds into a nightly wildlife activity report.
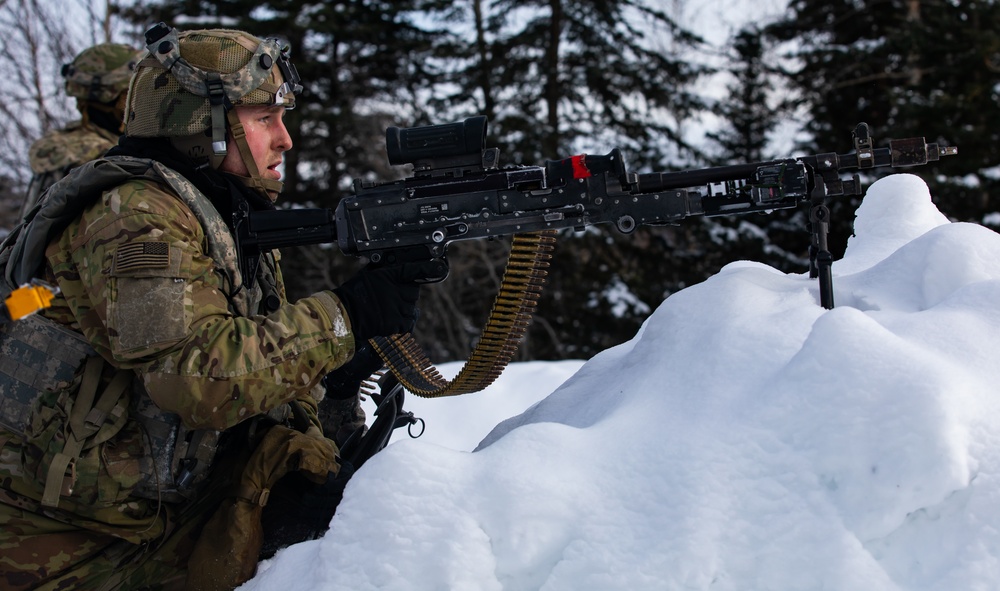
[319,345,376,444]
[258,462,356,559]
[332,262,438,342]
[324,342,384,399]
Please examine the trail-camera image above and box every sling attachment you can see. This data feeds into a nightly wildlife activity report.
[41,357,133,508]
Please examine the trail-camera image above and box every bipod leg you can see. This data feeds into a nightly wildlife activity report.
[808,180,835,309]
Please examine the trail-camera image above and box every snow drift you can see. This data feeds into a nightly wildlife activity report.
[244,173,1000,591]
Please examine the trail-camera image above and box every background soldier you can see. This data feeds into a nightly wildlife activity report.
[0,24,428,590]
[20,42,141,218]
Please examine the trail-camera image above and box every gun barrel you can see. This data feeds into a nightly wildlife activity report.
[635,159,796,193]
[635,138,957,194]
[888,138,957,167]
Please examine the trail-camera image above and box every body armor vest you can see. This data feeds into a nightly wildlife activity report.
[0,156,278,504]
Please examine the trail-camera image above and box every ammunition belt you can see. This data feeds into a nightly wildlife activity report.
[371,231,555,397]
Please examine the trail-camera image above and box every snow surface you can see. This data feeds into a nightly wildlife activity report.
[242,173,1000,591]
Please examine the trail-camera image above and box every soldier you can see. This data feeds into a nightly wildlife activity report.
[21,42,142,218]
[0,24,426,590]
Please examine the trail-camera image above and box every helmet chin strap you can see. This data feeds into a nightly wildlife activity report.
[226,109,284,200]
[170,133,226,170]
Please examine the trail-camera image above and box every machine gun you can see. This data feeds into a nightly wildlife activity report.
[236,117,956,397]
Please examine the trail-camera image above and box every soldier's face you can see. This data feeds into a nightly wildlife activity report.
[220,105,292,182]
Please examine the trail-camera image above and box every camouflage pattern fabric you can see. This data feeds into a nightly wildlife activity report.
[142,28,287,106]
[41,173,355,430]
[38,165,354,429]
[21,121,120,218]
[0,430,244,591]
[127,29,292,139]
[64,43,142,104]
[28,121,119,177]
[0,158,360,588]
[21,42,140,220]
[0,313,95,437]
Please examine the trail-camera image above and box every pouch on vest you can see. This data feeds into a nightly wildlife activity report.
[19,355,136,508]
[0,313,95,437]
[130,392,219,503]
[1,311,218,507]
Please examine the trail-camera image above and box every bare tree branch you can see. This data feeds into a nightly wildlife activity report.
[0,0,134,231]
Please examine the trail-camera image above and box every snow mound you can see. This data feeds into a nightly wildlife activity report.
[244,173,1000,591]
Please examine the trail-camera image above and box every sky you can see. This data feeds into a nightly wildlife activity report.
[239,172,1000,590]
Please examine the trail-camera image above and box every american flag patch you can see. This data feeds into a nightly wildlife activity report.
[115,242,170,272]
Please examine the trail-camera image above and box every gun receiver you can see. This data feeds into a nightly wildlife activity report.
[237,117,955,397]
[333,118,955,276]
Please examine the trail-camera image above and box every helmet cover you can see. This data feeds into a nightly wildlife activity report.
[125,26,300,141]
[63,43,142,104]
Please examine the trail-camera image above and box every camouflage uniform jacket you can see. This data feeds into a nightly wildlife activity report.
[0,155,357,590]
[21,120,120,218]
[1,154,357,501]
[47,157,356,427]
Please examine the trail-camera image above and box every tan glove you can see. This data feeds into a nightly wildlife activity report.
[186,425,341,591]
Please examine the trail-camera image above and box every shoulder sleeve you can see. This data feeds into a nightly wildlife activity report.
[29,125,115,175]
[47,178,358,430]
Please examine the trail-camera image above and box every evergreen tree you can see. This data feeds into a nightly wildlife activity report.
[436,0,709,167]
[767,0,1000,235]
[698,24,810,281]
[705,25,785,165]
[421,0,718,359]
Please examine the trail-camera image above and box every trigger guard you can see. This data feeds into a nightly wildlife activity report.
[418,259,450,284]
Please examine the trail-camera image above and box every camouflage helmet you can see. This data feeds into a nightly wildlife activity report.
[125,23,301,196]
[63,43,141,104]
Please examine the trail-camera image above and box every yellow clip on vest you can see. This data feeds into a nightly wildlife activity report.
[3,282,57,321]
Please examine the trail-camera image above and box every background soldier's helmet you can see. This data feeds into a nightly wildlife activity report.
[63,43,142,105]
[125,24,301,197]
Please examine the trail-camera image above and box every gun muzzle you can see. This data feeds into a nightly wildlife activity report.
[890,137,958,167]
